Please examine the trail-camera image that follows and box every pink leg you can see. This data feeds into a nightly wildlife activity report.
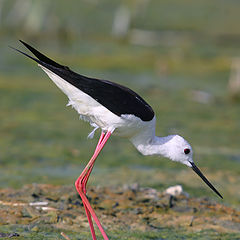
[83,204,96,240]
[82,132,105,194]
[82,132,105,240]
[75,131,111,240]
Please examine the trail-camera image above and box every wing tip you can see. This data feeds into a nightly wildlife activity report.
[17,40,68,70]
[9,44,41,65]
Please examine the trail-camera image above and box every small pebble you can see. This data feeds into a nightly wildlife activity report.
[164,185,183,196]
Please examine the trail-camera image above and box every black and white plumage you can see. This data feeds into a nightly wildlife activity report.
[13,41,222,240]
[14,41,157,139]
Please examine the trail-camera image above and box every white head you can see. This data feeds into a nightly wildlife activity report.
[135,134,223,199]
[160,134,223,199]
[161,135,193,167]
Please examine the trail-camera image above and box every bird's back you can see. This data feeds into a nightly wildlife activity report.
[17,41,155,123]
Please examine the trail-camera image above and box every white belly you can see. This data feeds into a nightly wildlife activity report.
[40,65,155,138]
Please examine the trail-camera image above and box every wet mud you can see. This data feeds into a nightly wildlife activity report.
[0,184,239,239]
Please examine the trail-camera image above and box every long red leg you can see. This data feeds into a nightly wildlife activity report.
[82,132,105,194]
[75,131,111,240]
[82,132,105,240]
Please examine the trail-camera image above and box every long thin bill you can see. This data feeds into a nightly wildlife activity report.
[189,162,223,199]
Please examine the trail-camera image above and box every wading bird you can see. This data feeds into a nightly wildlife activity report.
[13,41,223,240]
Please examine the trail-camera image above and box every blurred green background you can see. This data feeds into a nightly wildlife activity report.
[0,0,240,210]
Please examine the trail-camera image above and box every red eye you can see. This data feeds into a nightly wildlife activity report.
[184,148,190,154]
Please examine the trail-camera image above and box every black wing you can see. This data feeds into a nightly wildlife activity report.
[14,40,154,122]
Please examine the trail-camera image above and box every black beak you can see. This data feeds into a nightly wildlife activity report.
[189,162,223,199]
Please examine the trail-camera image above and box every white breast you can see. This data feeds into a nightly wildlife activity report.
[40,65,155,139]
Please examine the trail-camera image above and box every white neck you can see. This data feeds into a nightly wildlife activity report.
[130,134,178,159]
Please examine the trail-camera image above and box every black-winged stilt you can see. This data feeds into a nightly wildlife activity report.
[13,41,223,240]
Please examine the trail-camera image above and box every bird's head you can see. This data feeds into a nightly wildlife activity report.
[163,135,193,167]
[164,135,223,199]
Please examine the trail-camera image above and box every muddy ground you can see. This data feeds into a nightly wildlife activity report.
[0,184,239,239]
